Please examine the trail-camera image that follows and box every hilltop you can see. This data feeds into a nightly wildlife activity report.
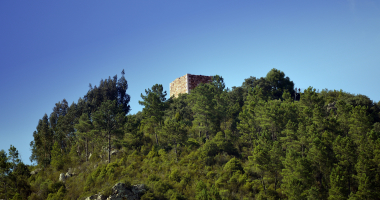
[1,68,380,200]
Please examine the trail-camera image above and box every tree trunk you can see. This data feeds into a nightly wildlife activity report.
[155,131,159,145]
[274,172,277,191]
[261,175,266,195]
[155,122,160,145]
[199,123,201,138]
[348,167,351,193]
[249,132,253,148]
[86,138,88,162]
[108,133,111,164]
[175,140,178,162]
[4,181,7,200]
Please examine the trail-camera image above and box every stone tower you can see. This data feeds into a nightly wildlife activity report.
[170,74,212,98]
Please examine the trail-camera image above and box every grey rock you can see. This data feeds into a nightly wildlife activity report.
[97,194,107,200]
[87,183,145,200]
[30,167,42,175]
[85,195,97,200]
[89,153,92,160]
[112,183,126,193]
[328,102,336,107]
[132,184,146,194]
[59,173,66,182]
[327,101,337,113]
[85,194,106,200]
[111,150,119,156]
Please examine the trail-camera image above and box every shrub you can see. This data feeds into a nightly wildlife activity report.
[84,175,94,191]
[223,157,243,175]
[46,186,66,200]
[101,186,113,197]
[48,181,65,194]
[50,142,65,170]
[169,169,181,182]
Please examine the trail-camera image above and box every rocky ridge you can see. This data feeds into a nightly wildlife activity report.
[85,183,146,200]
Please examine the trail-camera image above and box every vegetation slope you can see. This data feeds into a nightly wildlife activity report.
[1,69,380,200]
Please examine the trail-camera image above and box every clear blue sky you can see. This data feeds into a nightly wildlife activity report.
[1,0,379,165]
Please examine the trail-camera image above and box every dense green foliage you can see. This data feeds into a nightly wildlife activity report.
[1,68,380,199]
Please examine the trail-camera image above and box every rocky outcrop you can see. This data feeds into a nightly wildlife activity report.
[85,194,107,200]
[59,168,76,182]
[327,101,337,113]
[30,168,41,175]
[59,173,66,182]
[85,183,146,200]
[111,150,119,156]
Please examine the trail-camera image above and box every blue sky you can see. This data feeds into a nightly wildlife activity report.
[1,0,379,165]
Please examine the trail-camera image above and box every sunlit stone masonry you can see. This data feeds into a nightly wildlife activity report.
[169,74,212,98]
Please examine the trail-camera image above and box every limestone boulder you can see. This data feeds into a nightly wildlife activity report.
[85,194,106,200]
[132,184,146,195]
[59,173,66,182]
[86,183,146,200]
[65,172,72,178]
[30,168,41,175]
[111,150,119,156]
[327,101,337,112]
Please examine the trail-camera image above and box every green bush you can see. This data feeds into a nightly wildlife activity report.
[101,186,113,197]
[169,169,181,182]
[187,138,200,149]
[84,175,94,191]
[50,142,65,170]
[48,181,65,194]
[46,186,66,200]
[141,191,156,200]
[223,157,243,175]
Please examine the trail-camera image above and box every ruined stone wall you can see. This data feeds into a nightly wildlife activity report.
[170,74,188,98]
[187,74,212,92]
[170,74,212,98]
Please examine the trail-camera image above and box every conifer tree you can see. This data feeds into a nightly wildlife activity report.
[161,117,187,161]
[139,84,167,145]
[0,150,11,200]
[93,100,125,163]
[30,114,54,166]
[330,135,357,199]
[265,68,295,100]
[74,113,94,162]
[50,142,65,170]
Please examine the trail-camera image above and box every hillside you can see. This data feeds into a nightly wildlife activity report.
[1,68,380,200]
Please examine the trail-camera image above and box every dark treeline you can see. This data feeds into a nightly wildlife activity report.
[1,68,380,200]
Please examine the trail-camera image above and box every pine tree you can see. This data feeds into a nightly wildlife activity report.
[92,100,125,163]
[139,84,167,145]
[265,68,295,100]
[161,117,187,161]
[74,113,94,162]
[50,142,65,170]
[0,150,11,200]
[248,142,271,194]
[329,136,357,199]
[30,114,54,166]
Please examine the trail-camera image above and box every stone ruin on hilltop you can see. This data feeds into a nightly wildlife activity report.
[169,74,212,98]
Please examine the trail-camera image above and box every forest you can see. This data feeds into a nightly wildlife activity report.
[1,68,380,200]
